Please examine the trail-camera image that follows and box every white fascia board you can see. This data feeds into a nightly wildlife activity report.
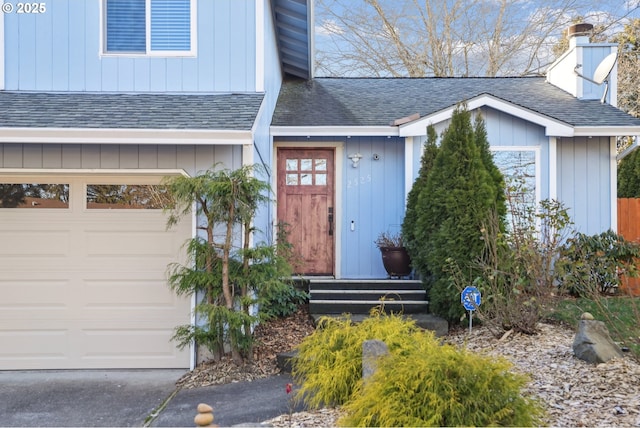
[573,127,640,137]
[270,126,399,137]
[0,128,254,145]
[0,168,191,177]
[399,94,575,137]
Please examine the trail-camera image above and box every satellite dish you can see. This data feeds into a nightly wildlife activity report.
[573,52,618,104]
[593,52,617,84]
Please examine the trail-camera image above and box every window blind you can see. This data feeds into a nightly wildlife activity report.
[105,0,146,53]
[150,0,191,51]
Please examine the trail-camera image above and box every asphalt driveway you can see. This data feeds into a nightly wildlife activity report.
[0,370,301,427]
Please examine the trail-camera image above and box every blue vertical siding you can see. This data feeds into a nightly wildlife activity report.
[580,45,617,102]
[253,0,283,245]
[4,0,258,92]
[557,136,611,234]
[342,137,405,278]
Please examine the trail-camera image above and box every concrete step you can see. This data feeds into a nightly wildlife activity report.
[309,300,428,314]
[309,279,423,291]
[310,289,426,301]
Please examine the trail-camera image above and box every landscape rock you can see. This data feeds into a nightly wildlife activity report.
[573,316,623,364]
[362,339,389,380]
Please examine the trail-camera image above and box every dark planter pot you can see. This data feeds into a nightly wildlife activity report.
[379,246,412,278]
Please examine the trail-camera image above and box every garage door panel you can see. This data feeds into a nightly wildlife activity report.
[0,328,70,367]
[0,278,71,312]
[81,327,183,358]
[85,230,179,258]
[0,230,71,259]
[82,278,183,310]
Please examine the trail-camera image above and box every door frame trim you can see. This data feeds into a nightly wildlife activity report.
[274,142,344,278]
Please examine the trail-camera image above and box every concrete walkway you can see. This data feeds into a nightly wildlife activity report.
[0,370,302,427]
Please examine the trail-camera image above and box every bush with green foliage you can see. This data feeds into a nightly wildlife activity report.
[164,165,296,363]
[447,195,572,335]
[292,311,543,427]
[339,338,543,427]
[291,310,422,408]
[402,124,439,260]
[554,230,640,297]
[618,142,640,198]
[412,105,506,322]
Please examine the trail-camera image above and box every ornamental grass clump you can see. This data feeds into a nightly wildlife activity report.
[292,311,544,427]
[291,310,429,408]
[339,340,544,427]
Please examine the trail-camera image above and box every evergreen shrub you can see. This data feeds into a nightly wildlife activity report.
[291,310,426,408]
[292,312,544,427]
[339,338,544,427]
[412,106,506,322]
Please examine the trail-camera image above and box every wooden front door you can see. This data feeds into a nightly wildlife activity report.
[277,148,335,275]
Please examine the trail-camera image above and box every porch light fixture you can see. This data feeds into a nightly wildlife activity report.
[348,152,363,168]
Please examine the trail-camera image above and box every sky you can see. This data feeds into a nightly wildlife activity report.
[312,0,640,77]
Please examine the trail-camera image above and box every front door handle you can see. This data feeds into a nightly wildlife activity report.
[328,207,334,236]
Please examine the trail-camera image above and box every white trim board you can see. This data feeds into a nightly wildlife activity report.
[0,128,254,145]
[399,94,574,137]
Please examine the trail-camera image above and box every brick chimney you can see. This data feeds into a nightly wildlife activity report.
[546,23,618,105]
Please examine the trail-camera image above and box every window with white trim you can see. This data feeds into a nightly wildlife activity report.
[104,0,196,56]
[491,147,540,231]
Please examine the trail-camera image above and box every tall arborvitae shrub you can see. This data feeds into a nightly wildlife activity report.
[402,124,439,262]
[474,114,507,220]
[414,106,506,322]
[618,149,640,197]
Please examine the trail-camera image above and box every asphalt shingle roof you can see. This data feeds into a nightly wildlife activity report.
[0,92,265,130]
[272,77,640,128]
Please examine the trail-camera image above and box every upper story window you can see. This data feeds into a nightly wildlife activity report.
[104,0,196,56]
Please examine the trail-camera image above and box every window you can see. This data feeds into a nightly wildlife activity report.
[0,184,69,209]
[104,0,196,56]
[492,148,540,230]
[86,185,173,209]
[285,158,328,186]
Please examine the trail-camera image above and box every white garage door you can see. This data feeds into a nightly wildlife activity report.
[0,175,192,369]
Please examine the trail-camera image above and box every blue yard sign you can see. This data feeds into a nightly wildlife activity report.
[461,286,481,311]
[461,286,481,333]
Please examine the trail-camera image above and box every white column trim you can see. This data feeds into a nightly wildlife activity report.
[549,137,557,200]
[255,0,265,92]
[243,142,254,167]
[404,136,414,207]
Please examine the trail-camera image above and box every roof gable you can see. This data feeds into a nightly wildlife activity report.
[399,93,573,137]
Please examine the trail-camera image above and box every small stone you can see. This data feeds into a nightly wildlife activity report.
[573,319,624,364]
[197,403,213,413]
[614,406,627,415]
[194,412,214,426]
[581,312,595,320]
[362,339,389,380]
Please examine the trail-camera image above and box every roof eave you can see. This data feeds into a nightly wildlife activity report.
[270,125,399,137]
[573,127,640,137]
